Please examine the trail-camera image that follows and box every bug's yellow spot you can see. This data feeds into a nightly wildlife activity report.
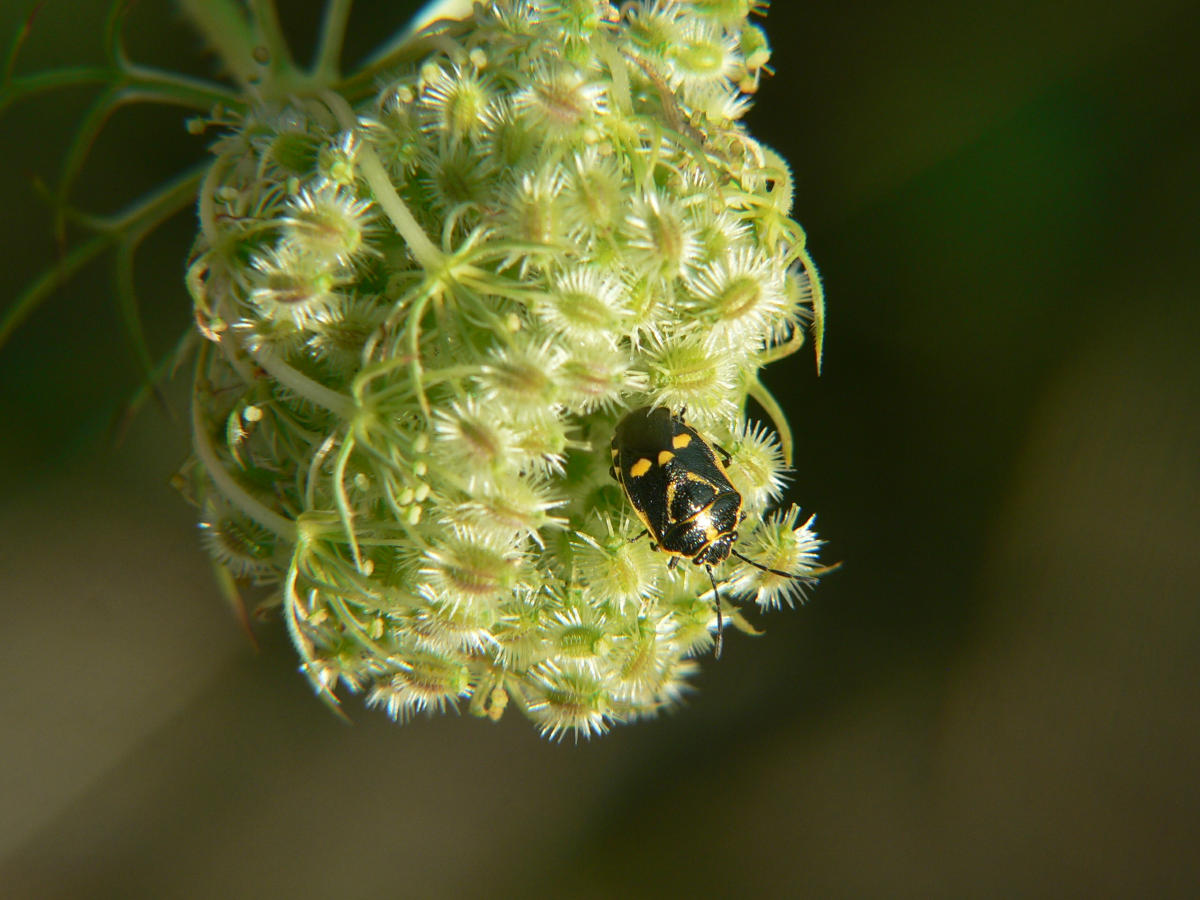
[658,450,674,465]
[630,458,652,478]
[672,433,692,449]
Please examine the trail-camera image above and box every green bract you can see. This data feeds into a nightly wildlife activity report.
[11,0,831,738]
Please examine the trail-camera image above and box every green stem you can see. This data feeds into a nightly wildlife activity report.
[119,63,245,108]
[0,234,108,349]
[53,84,124,232]
[357,1,472,68]
[192,348,298,540]
[320,90,443,271]
[281,543,351,718]
[593,34,632,116]
[332,431,365,570]
[113,240,156,387]
[757,327,805,366]
[105,162,208,233]
[0,163,203,350]
[177,0,265,90]
[248,0,298,82]
[0,66,108,114]
[304,432,337,511]
[313,0,355,82]
[405,290,434,419]
[241,341,358,421]
[747,377,794,468]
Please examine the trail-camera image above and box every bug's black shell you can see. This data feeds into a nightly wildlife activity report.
[610,406,743,566]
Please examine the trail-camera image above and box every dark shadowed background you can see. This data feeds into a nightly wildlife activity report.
[1,1,1198,897]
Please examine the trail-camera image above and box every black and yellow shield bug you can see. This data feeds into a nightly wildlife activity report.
[610,405,819,658]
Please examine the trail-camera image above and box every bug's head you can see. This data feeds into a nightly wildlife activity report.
[695,531,736,566]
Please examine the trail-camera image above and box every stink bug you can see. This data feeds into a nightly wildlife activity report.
[610,405,817,658]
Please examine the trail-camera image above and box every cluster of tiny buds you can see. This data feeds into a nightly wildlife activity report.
[186,0,828,738]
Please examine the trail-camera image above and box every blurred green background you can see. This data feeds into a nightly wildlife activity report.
[1,1,1197,896]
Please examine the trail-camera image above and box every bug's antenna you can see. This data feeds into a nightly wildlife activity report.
[705,563,723,659]
[730,549,843,580]
[729,549,800,579]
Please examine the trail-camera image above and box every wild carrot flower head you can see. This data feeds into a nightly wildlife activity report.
[179,0,830,738]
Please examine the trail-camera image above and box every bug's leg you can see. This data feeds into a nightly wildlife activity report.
[713,442,733,467]
[625,528,657,551]
[706,563,723,659]
[667,555,679,570]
